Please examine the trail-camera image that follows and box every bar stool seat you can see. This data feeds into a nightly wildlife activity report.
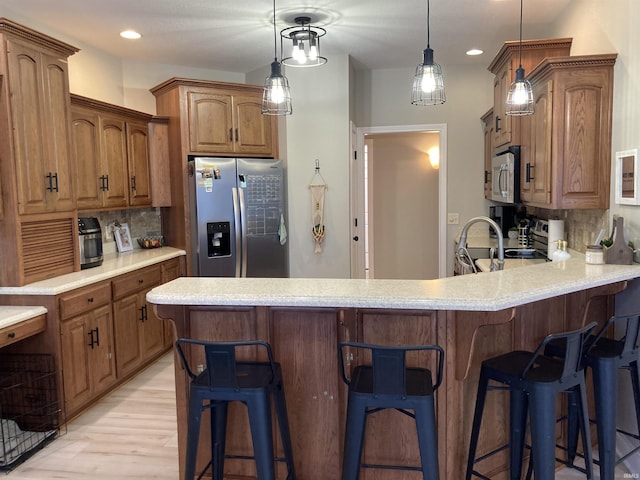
[545,313,640,480]
[338,342,445,480]
[175,339,296,480]
[466,322,597,480]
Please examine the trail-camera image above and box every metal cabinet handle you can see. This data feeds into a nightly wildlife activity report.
[495,116,502,132]
[131,175,137,191]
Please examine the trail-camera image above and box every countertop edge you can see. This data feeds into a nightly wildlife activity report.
[0,306,48,329]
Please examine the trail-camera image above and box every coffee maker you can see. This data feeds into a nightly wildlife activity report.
[489,205,520,238]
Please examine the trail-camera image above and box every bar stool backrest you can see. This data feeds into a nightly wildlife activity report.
[522,322,597,382]
[339,342,445,395]
[588,313,640,360]
[175,339,276,388]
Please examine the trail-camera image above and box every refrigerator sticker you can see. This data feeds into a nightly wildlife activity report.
[198,168,214,192]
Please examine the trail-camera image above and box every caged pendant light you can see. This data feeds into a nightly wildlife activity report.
[262,0,292,115]
[411,0,445,105]
[505,0,534,116]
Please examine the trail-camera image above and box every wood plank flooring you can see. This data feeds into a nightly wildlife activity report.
[4,352,634,479]
[6,353,178,479]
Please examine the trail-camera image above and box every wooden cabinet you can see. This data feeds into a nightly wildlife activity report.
[6,37,76,215]
[488,38,572,149]
[161,257,182,347]
[188,90,275,156]
[59,282,116,416]
[70,94,153,210]
[0,19,79,287]
[520,55,616,209]
[0,313,46,348]
[112,265,163,377]
[481,108,494,199]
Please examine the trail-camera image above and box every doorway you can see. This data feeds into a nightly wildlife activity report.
[350,123,447,279]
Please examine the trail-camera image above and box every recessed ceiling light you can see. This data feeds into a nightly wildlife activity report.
[466,48,484,56]
[120,30,142,40]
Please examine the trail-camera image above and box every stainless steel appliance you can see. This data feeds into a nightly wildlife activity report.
[188,156,287,277]
[78,217,103,269]
[490,146,521,204]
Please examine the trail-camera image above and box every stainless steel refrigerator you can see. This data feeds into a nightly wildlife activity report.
[188,156,287,277]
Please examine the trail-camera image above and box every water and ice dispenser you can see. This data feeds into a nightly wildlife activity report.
[207,222,230,257]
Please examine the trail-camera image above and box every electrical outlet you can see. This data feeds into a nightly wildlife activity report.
[448,213,459,225]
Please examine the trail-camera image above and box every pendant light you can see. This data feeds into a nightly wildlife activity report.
[262,0,292,115]
[411,0,445,106]
[505,0,534,116]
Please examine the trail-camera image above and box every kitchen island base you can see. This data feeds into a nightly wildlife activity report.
[154,281,623,480]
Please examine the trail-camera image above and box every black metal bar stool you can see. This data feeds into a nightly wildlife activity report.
[175,339,296,480]
[466,322,597,480]
[546,313,640,480]
[338,341,445,480]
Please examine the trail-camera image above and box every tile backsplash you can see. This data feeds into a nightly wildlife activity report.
[528,207,608,253]
[82,208,162,253]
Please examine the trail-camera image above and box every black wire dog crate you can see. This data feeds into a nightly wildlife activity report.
[0,354,59,471]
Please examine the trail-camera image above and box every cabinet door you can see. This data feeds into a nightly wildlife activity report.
[101,115,129,208]
[233,94,274,155]
[482,110,495,199]
[188,92,234,153]
[60,313,93,414]
[126,121,152,206]
[493,65,512,148]
[71,107,103,209]
[41,50,75,212]
[113,293,143,377]
[91,304,117,396]
[140,288,165,359]
[525,79,553,206]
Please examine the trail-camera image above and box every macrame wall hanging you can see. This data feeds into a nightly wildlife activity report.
[309,159,328,253]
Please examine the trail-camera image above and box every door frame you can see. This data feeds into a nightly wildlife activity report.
[350,122,448,279]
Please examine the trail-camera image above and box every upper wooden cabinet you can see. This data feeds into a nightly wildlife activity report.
[520,55,616,209]
[151,78,278,159]
[188,90,274,156]
[488,38,572,149]
[70,95,153,210]
[481,108,494,199]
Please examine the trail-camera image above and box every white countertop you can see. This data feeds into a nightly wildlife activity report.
[0,306,47,329]
[147,254,640,312]
[0,247,186,296]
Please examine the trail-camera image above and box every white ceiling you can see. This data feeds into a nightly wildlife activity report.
[0,0,572,73]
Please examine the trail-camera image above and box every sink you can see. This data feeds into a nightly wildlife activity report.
[475,258,547,272]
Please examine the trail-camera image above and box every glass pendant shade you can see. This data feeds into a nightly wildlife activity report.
[505,67,534,115]
[411,47,445,105]
[262,60,292,115]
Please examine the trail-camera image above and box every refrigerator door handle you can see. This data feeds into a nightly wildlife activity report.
[232,187,242,277]
[238,187,248,277]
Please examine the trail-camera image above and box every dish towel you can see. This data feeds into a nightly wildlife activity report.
[278,214,287,245]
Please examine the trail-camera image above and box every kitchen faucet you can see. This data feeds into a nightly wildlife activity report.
[457,216,505,272]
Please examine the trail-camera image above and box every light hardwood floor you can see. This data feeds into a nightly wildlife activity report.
[6,353,179,479]
[4,352,634,479]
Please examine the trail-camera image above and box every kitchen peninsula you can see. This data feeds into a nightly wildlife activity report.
[148,257,640,479]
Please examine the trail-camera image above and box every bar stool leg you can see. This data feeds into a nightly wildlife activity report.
[565,389,580,467]
[246,395,276,480]
[630,361,640,439]
[465,370,489,480]
[592,361,618,480]
[342,396,367,480]
[577,383,594,480]
[414,399,439,479]
[272,383,296,478]
[210,401,228,480]
[185,388,204,480]
[509,389,528,480]
[528,388,557,480]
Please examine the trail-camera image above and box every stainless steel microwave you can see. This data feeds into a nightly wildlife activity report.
[490,146,521,204]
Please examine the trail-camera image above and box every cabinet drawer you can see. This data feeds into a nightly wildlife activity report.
[112,266,161,300]
[59,282,112,320]
[0,314,46,348]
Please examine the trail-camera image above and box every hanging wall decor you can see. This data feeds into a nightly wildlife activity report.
[309,160,328,253]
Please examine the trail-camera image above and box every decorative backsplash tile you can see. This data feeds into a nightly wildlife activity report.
[528,207,608,253]
[82,208,162,249]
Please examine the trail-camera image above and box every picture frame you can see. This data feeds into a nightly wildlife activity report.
[615,149,640,205]
[114,223,133,252]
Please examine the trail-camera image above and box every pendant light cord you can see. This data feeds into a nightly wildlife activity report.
[426,0,430,48]
[272,0,277,61]
[516,0,523,68]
